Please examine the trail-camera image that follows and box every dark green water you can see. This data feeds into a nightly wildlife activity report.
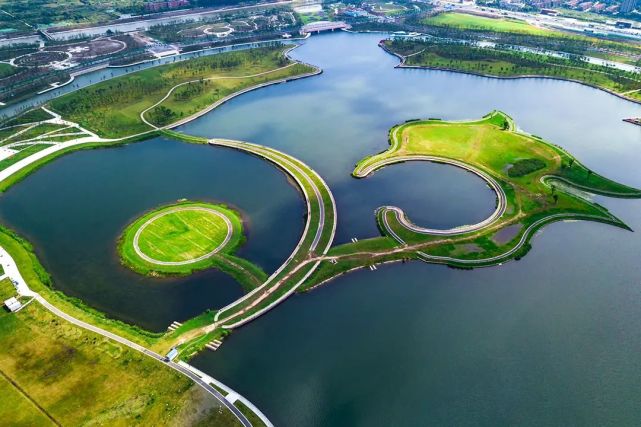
[1,32,641,424]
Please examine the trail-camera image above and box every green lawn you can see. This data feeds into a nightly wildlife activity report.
[0,372,54,426]
[136,205,236,263]
[49,47,315,138]
[0,108,53,128]
[423,12,556,36]
[0,62,20,79]
[118,200,267,288]
[0,277,15,301]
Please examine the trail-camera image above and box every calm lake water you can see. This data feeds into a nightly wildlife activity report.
[2,31,641,425]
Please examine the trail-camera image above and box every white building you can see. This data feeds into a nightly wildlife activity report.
[4,297,22,312]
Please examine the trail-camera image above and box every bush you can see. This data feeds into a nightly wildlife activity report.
[508,158,546,177]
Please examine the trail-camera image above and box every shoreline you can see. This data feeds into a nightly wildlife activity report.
[379,42,641,107]
[0,45,322,193]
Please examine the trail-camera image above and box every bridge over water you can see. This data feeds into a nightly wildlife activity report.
[300,21,350,35]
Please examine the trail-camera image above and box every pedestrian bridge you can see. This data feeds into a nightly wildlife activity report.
[300,21,351,34]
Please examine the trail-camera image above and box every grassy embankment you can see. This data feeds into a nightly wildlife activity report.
[384,39,641,102]
[0,301,242,426]
[48,46,315,138]
[423,12,558,36]
[305,111,640,286]
[209,142,335,320]
[417,12,641,65]
[119,200,267,289]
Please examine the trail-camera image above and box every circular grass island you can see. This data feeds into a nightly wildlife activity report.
[119,201,245,276]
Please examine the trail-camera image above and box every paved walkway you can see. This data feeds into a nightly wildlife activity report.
[0,247,253,426]
[356,155,506,240]
[208,138,336,329]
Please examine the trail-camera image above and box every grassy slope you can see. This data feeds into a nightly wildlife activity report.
[423,12,556,36]
[0,302,236,426]
[0,108,53,128]
[49,47,313,138]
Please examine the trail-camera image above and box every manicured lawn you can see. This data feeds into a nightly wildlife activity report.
[136,205,235,263]
[423,12,555,36]
[118,200,268,288]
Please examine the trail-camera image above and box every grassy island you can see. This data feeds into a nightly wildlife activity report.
[306,110,640,286]
[382,39,641,103]
[119,201,266,288]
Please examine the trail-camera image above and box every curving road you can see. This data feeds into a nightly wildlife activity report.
[356,155,507,240]
[207,138,337,328]
[412,212,615,267]
[34,295,252,426]
[132,206,233,266]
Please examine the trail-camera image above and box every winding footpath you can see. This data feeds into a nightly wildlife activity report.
[0,247,256,427]
[355,155,506,240]
[0,49,322,427]
[209,138,336,329]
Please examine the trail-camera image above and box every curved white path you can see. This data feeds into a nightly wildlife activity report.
[0,247,253,426]
[209,138,337,328]
[356,155,507,239]
[132,206,233,266]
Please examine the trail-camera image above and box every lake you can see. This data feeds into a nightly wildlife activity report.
[2,31,641,425]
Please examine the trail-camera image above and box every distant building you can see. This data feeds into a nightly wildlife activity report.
[620,0,638,13]
[148,44,179,58]
[578,1,593,10]
[4,297,22,312]
[144,0,190,13]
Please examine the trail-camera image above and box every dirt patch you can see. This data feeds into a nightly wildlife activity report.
[15,51,68,67]
[47,38,127,61]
